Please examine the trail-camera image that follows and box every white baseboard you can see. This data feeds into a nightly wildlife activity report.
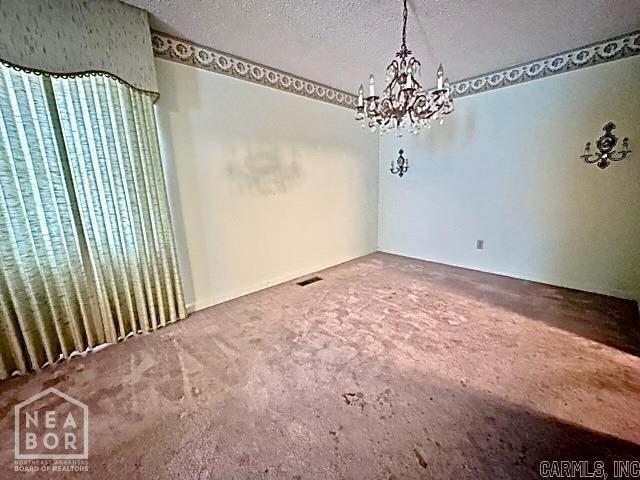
[378,248,637,301]
[185,250,375,314]
[185,249,638,315]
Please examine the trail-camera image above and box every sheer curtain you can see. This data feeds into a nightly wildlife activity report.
[0,65,185,379]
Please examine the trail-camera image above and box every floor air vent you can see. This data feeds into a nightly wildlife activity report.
[297,276,323,287]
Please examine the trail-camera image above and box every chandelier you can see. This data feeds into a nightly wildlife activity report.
[355,0,454,136]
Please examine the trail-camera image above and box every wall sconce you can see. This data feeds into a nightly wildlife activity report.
[390,149,409,177]
[581,122,631,169]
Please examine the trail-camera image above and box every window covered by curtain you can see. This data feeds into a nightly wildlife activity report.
[0,65,185,379]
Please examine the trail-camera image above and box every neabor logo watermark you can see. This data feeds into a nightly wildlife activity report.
[14,387,88,473]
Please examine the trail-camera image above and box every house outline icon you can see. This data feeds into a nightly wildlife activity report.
[14,387,89,460]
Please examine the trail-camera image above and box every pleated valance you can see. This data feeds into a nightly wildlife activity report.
[0,0,158,96]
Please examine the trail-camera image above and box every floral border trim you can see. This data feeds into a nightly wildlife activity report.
[450,30,640,98]
[152,30,640,107]
[151,31,357,109]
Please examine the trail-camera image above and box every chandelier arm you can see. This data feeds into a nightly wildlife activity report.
[386,60,399,79]
[409,92,427,115]
[424,108,439,121]
[408,108,419,125]
[385,79,399,96]
[610,151,631,161]
[582,153,600,164]
[379,98,394,117]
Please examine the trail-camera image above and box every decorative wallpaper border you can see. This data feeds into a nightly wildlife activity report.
[450,30,640,98]
[151,30,640,107]
[151,31,357,109]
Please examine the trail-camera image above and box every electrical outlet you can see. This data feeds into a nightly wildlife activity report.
[476,240,484,250]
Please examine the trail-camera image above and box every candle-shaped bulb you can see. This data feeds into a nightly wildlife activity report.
[585,142,591,154]
[437,64,444,89]
[369,74,375,97]
[357,84,364,107]
[444,77,450,90]
[623,137,629,149]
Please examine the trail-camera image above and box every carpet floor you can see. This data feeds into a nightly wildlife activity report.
[1,252,639,479]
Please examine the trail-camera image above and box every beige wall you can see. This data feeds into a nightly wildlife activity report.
[154,59,379,311]
[378,56,640,299]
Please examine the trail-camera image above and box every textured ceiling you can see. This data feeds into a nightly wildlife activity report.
[124,0,640,93]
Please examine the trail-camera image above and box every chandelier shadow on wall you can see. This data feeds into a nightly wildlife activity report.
[355,0,454,136]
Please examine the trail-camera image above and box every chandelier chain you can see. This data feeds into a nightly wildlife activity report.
[402,0,408,50]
